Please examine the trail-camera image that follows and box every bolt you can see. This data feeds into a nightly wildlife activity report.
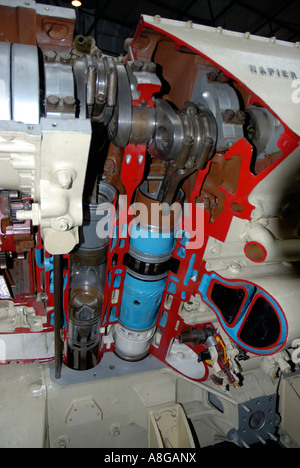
[104,159,115,173]
[229,263,241,272]
[23,200,32,211]
[63,96,76,107]
[223,109,235,122]
[60,52,71,63]
[96,93,106,104]
[92,49,102,58]
[242,404,251,413]
[125,154,132,164]
[44,50,56,62]
[210,245,220,255]
[241,440,250,448]
[110,423,122,437]
[257,435,266,445]
[58,219,69,231]
[162,132,169,143]
[138,154,143,165]
[55,436,70,448]
[88,64,96,73]
[207,70,219,81]
[143,62,156,73]
[132,60,144,71]
[186,105,197,116]
[236,110,246,123]
[47,95,60,107]
[57,171,73,190]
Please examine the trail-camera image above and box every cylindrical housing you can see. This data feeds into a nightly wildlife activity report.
[119,272,167,330]
[129,181,183,255]
[67,181,116,370]
[114,183,184,361]
[67,265,104,370]
[71,181,116,266]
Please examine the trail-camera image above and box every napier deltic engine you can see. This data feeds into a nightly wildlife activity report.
[0,0,299,449]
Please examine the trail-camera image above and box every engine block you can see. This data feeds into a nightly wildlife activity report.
[0,0,299,450]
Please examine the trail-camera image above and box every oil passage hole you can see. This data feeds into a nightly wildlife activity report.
[249,411,266,430]
[134,300,140,306]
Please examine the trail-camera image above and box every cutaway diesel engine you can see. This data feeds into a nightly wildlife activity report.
[0,0,299,449]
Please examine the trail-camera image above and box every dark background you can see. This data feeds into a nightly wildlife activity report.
[35,0,300,56]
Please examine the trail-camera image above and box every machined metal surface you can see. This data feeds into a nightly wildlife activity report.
[0,42,11,121]
[73,57,87,119]
[75,181,116,261]
[107,63,132,146]
[44,52,75,119]
[191,69,243,151]
[148,100,216,204]
[11,44,40,124]
[227,394,280,448]
[148,98,184,161]
[0,3,299,450]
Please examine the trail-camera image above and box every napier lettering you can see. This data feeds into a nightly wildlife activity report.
[249,65,297,79]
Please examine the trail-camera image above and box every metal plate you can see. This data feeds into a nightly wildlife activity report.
[0,42,11,121]
[11,43,40,124]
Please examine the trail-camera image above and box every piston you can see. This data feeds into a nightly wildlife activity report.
[67,265,104,370]
[67,181,116,370]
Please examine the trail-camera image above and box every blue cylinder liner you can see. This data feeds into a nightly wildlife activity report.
[114,185,184,360]
[119,272,167,330]
[129,222,177,255]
